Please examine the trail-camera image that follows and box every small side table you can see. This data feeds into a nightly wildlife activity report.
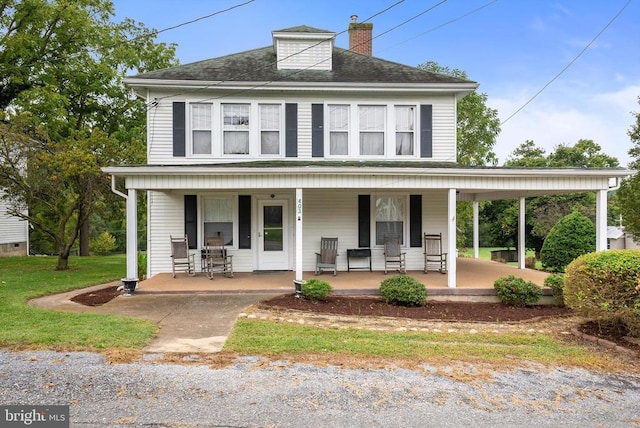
[347,248,372,272]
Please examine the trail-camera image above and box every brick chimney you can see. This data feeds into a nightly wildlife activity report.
[348,15,373,55]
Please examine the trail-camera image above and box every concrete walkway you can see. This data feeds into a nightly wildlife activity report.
[30,284,279,353]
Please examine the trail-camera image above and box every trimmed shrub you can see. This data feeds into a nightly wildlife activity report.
[564,250,640,337]
[544,273,565,306]
[379,275,427,307]
[540,212,595,273]
[525,256,536,269]
[89,231,117,255]
[493,275,543,307]
[137,252,147,280]
[301,278,333,301]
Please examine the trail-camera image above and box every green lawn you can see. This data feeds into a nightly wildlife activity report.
[0,255,156,350]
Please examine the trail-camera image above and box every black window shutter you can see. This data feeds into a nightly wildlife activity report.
[358,195,370,248]
[184,195,197,249]
[238,195,251,249]
[285,103,298,157]
[173,102,186,157]
[311,103,324,157]
[420,104,433,158]
[409,195,422,247]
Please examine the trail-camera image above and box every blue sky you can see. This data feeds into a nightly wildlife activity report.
[112,0,640,166]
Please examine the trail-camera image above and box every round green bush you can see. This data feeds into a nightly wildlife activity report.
[493,275,543,307]
[379,275,427,307]
[564,250,640,337]
[544,273,565,306]
[301,278,333,301]
[540,212,595,273]
[89,231,117,255]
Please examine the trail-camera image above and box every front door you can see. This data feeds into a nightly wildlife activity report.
[257,199,289,270]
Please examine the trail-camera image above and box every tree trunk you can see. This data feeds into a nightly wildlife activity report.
[56,252,70,270]
[79,215,90,256]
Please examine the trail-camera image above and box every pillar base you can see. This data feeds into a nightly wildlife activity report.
[121,278,138,297]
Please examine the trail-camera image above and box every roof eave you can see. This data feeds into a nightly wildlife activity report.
[123,78,479,94]
[103,165,632,179]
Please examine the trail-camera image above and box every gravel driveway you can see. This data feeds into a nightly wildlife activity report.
[1,350,639,427]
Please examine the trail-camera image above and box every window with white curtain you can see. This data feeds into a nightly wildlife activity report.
[329,104,349,155]
[395,106,415,155]
[375,196,404,245]
[203,197,234,246]
[260,104,280,155]
[359,105,385,155]
[191,103,212,154]
[223,104,250,154]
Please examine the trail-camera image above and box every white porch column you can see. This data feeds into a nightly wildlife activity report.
[124,188,138,290]
[295,188,303,283]
[447,188,457,288]
[518,197,526,269]
[596,189,608,251]
[473,200,479,259]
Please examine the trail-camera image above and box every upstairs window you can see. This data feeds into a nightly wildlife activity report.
[191,103,212,155]
[395,106,415,155]
[223,104,250,154]
[260,104,280,155]
[359,105,385,155]
[329,105,349,155]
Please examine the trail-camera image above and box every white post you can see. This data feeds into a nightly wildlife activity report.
[295,188,303,283]
[518,197,526,269]
[447,188,457,288]
[596,189,608,251]
[473,200,479,259]
[126,188,138,280]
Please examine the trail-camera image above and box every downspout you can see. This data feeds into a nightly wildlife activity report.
[110,175,138,295]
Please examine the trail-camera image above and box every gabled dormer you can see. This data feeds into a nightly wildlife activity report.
[271,25,336,71]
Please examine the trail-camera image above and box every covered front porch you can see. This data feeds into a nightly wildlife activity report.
[135,257,551,302]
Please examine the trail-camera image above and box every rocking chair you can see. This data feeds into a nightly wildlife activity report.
[423,233,447,274]
[170,235,196,278]
[315,237,338,276]
[204,236,234,279]
[383,236,406,274]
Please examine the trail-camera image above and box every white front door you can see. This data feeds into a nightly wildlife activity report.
[257,199,289,270]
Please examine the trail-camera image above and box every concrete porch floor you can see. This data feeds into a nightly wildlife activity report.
[137,257,551,299]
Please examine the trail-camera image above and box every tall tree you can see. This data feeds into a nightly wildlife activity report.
[617,96,640,238]
[417,61,501,166]
[0,0,177,269]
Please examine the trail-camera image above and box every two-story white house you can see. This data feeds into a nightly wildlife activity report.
[0,194,28,257]
[104,21,628,289]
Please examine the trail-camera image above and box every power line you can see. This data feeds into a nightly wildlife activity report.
[374,0,448,41]
[501,0,632,126]
[147,0,409,107]
[379,0,498,54]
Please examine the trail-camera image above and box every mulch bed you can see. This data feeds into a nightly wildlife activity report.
[70,287,639,354]
[70,286,121,306]
[260,294,573,322]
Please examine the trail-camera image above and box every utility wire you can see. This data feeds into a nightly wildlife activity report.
[379,0,498,54]
[501,0,632,125]
[147,0,409,106]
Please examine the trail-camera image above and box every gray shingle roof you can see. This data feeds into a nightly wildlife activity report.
[130,46,474,85]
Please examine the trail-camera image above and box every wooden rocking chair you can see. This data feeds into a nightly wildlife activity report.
[204,236,234,279]
[423,233,447,274]
[170,235,196,278]
[383,236,406,274]
[315,237,338,276]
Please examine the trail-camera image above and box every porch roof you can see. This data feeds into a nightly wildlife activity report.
[103,162,630,202]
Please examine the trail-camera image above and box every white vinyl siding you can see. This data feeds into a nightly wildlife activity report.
[275,39,332,71]
[146,92,458,164]
[0,197,28,245]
